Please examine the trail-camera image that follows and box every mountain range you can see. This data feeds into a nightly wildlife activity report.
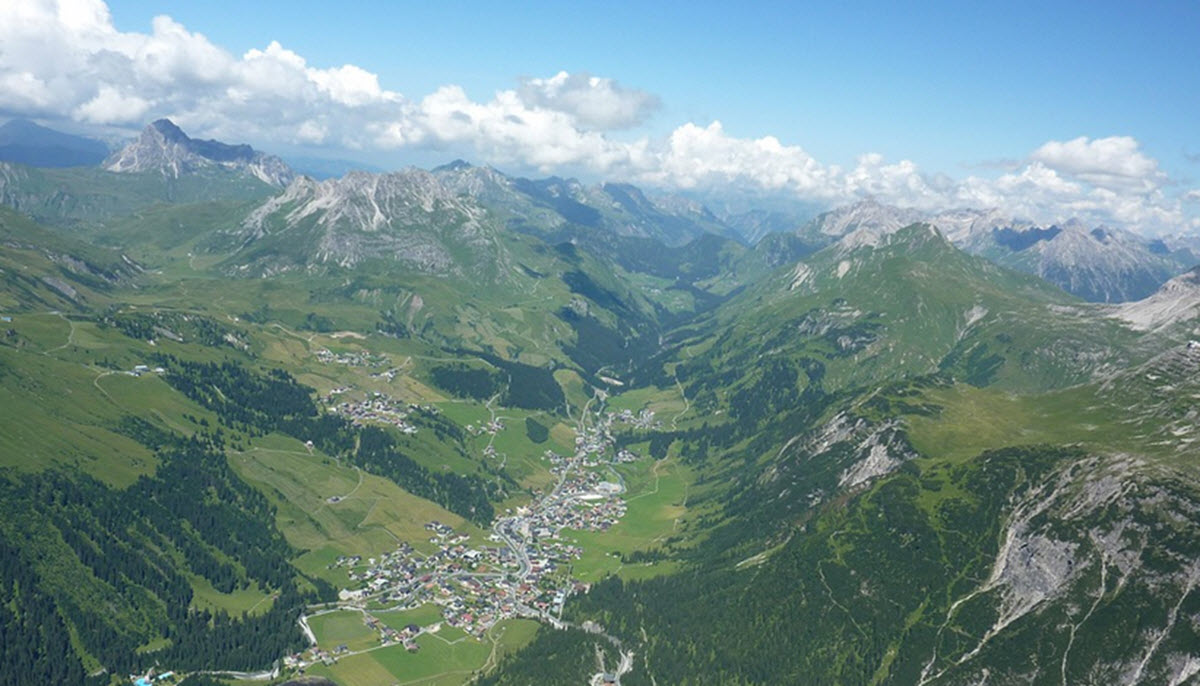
[5,119,1195,303]
[3,120,1200,684]
[0,118,110,168]
[766,199,1199,302]
[0,117,384,183]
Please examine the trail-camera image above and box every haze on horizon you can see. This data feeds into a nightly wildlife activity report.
[2,0,1198,234]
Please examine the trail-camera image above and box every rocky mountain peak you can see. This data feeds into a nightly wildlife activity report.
[105,119,294,187]
[148,118,189,144]
[432,158,474,173]
[802,199,925,240]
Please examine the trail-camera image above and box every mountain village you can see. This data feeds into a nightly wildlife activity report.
[279,398,658,677]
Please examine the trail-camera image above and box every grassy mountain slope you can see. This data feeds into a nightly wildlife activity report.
[0,161,276,231]
[484,229,1200,685]
[671,225,1138,439]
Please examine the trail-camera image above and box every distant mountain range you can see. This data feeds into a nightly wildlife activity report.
[763,199,1199,302]
[431,160,741,247]
[282,155,386,180]
[0,118,109,168]
[0,119,1196,302]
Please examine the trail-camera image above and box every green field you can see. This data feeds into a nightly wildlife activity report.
[190,576,275,616]
[566,457,693,581]
[374,604,446,631]
[308,619,539,686]
[605,384,690,426]
[906,383,1157,463]
[0,316,219,486]
[309,610,380,652]
[230,435,489,585]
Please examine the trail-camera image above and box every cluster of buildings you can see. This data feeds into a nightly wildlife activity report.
[295,397,655,672]
[466,418,506,436]
[327,521,569,638]
[315,347,390,368]
[284,645,344,668]
[370,367,401,381]
[327,392,419,434]
[571,407,658,465]
[526,468,627,533]
[363,615,424,651]
[609,408,660,430]
[325,477,629,641]
[128,363,166,377]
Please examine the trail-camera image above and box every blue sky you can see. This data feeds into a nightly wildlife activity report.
[100,0,1199,178]
[2,0,1198,231]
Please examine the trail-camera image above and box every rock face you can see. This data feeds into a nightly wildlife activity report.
[234,169,502,275]
[1113,266,1200,332]
[756,411,919,518]
[801,199,926,244]
[917,454,1200,686]
[105,119,294,187]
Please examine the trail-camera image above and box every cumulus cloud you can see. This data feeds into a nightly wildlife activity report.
[1030,136,1165,192]
[73,85,151,124]
[952,160,1179,229]
[516,71,659,130]
[645,122,832,194]
[0,0,406,146]
[0,0,1194,233]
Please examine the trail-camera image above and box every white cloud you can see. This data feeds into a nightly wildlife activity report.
[310,64,388,107]
[517,71,659,130]
[74,85,150,124]
[1030,136,1164,192]
[0,71,56,111]
[395,85,639,172]
[0,0,1194,234]
[295,119,329,144]
[644,121,832,194]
